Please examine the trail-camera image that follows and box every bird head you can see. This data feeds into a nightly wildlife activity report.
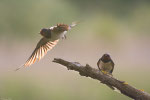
[101,54,111,62]
[40,28,48,36]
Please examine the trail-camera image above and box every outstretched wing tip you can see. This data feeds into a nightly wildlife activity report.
[20,39,59,69]
[14,64,25,71]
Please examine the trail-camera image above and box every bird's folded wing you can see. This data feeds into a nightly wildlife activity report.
[110,60,115,73]
[15,38,59,71]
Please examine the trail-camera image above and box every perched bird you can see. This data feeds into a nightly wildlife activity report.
[97,54,115,90]
[15,22,77,71]
[97,54,114,75]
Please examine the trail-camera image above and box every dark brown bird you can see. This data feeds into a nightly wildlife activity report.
[97,54,114,74]
[97,54,115,90]
[15,22,77,71]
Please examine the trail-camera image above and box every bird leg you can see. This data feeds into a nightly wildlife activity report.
[62,34,67,39]
[64,34,67,39]
[101,70,108,74]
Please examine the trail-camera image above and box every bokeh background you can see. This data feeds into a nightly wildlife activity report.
[0,0,150,100]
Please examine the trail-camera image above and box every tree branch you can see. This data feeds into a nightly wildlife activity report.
[53,58,150,100]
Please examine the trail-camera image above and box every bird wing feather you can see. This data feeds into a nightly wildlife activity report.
[97,58,102,71]
[15,38,59,71]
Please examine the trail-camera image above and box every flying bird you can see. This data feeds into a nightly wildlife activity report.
[15,22,77,71]
[97,53,114,75]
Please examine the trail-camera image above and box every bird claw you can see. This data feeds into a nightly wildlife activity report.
[123,82,128,85]
[101,71,108,74]
[139,89,144,91]
[64,35,67,39]
[62,35,67,39]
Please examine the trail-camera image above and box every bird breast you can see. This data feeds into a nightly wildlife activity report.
[99,61,113,72]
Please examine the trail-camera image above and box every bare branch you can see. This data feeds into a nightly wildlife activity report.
[53,58,150,100]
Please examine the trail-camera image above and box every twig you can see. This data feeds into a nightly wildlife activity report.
[53,58,150,100]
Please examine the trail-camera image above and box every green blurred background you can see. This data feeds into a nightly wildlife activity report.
[0,0,150,100]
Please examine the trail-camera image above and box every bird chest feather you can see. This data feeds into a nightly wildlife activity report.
[99,61,113,72]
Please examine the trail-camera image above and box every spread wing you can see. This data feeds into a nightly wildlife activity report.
[15,38,59,71]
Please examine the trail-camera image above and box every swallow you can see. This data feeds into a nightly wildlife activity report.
[97,54,114,75]
[15,22,77,71]
[97,54,115,90]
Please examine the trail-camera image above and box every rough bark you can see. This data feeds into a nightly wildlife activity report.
[53,58,150,100]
